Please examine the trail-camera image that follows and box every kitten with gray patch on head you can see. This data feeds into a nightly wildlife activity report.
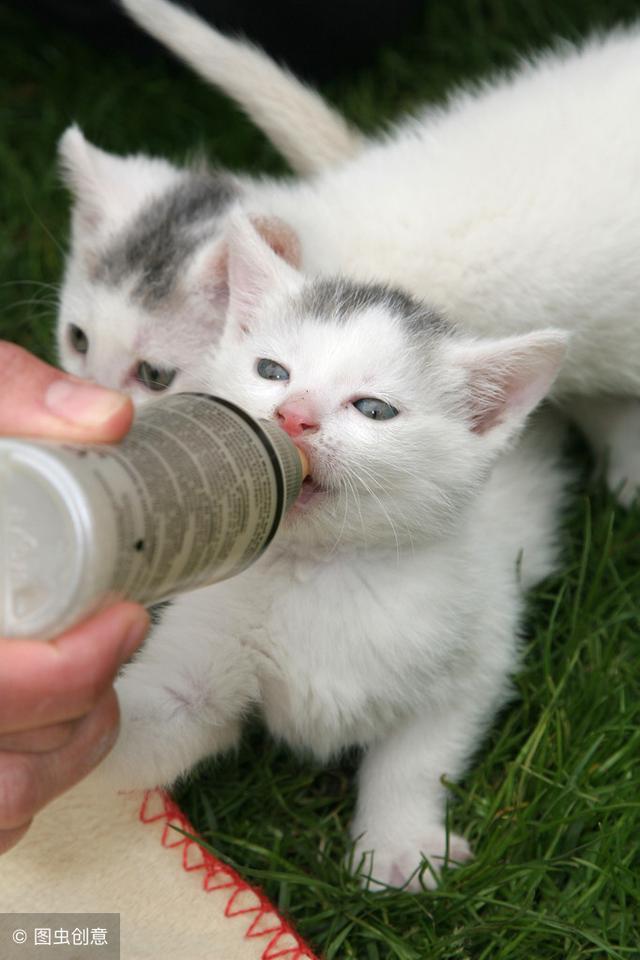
[90,215,571,891]
[56,0,354,401]
[58,3,640,504]
[56,132,304,398]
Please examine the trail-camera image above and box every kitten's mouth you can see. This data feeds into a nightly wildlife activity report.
[296,475,325,507]
[292,445,325,509]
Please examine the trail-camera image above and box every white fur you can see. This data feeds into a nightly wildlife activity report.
[92,228,570,891]
[56,20,640,498]
[119,0,362,175]
[257,28,640,396]
[59,125,183,236]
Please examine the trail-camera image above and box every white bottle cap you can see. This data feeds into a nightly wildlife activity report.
[0,443,93,638]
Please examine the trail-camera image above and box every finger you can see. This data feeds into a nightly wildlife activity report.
[0,688,119,832]
[0,821,31,856]
[0,603,149,734]
[0,341,133,443]
[0,721,77,754]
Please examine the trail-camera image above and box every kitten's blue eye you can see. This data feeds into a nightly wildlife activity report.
[257,358,290,381]
[353,398,399,420]
[136,361,177,392]
[68,324,89,355]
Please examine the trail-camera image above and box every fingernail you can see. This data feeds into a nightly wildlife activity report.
[45,380,128,427]
[119,611,150,663]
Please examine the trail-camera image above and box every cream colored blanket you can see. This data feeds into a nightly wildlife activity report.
[0,777,317,960]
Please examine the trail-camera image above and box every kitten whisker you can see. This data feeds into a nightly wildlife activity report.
[8,311,56,326]
[351,460,417,554]
[21,192,68,258]
[0,280,61,293]
[325,476,352,557]
[342,462,401,562]
[10,294,58,308]
[343,470,368,549]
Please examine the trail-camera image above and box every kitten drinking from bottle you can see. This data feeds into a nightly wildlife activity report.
[69,216,571,890]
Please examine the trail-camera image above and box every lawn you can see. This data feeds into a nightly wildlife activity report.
[1,1,639,956]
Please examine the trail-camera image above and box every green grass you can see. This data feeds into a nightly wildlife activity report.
[2,1,639,956]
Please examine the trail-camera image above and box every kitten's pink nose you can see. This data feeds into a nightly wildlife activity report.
[276,400,319,437]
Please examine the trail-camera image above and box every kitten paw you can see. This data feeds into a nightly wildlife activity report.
[350,827,472,892]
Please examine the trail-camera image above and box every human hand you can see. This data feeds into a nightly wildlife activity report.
[0,342,149,854]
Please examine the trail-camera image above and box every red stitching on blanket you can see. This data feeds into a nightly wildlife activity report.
[139,790,318,960]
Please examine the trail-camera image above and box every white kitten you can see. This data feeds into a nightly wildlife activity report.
[57,7,640,502]
[94,217,570,891]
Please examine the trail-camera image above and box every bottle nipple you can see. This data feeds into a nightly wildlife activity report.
[298,447,310,479]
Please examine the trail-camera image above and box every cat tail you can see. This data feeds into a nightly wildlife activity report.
[119,0,364,175]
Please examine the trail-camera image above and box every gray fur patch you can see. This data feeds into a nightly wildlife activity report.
[295,278,451,339]
[95,170,238,304]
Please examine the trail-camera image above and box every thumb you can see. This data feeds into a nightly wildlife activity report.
[0,342,133,443]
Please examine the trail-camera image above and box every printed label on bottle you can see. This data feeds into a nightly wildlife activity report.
[83,395,285,605]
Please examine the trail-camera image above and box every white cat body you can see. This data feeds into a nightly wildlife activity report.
[247,452,547,761]
[91,5,640,398]
[57,22,640,497]
[253,27,640,397]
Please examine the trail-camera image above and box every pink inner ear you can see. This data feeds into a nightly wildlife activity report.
[470,368,523,435]
[471,406,501,435]
[250,215,302,268]
[465,336,565,435]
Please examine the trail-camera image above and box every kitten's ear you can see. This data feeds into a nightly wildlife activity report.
[188,213,301,327]
[58,124,178,234]
[450,329,568,445]
[224,211,302,334]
